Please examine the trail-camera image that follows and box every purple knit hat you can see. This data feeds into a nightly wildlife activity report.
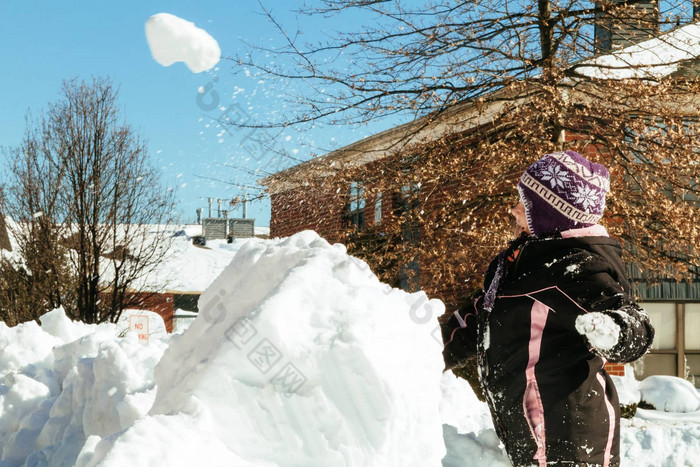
[517,151,610,236]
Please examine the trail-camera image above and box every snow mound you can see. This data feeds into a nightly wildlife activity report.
[639,375,700,413]
[440,371,492,435]
[145,13,220,73]
[0,308,169,466]
[439,371,509,466]
[84,230,446,466]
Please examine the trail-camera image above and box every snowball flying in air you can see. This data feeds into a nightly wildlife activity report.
[145,13,221,73]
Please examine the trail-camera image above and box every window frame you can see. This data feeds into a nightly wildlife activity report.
[639,300,700,385]
[348,181,366,229]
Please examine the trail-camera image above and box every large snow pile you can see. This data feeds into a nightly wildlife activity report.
[4,230,700,466]
[0,309,168,466]
[0,231,445,466]
[145,13,220,73]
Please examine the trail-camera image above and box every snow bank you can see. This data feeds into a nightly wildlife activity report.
[639,375,700,413]
[0,308,168,466]
[82,230,447,466]
[145,13,220,73]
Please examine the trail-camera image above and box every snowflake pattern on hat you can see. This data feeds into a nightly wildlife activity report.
[539,163,570,189]
[572,184,602,211]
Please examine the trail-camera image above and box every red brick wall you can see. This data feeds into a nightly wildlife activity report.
[605,363,625,376]
[270,184,348,242]
[126,292,175,333]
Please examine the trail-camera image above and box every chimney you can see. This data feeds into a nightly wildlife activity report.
[196,207,203,224]
[243,197,248,219]
[208,197,213,218]
[594,0,659,53]
[217,199,223,218]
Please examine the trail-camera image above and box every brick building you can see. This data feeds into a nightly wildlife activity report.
[262,17,700,381]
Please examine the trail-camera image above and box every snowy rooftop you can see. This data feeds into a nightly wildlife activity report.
[129,226,271,293]
[0,221,270,294]
[575,22,700,79]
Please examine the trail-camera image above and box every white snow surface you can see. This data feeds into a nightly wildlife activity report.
[639,375,700,413]
[575,312,621,351]
[141,234,255,292]
[0,231,446,466]
[145,13,220,73]
[1,231,700,466]
[576,22,700,79]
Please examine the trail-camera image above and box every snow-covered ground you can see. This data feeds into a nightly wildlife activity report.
[0,231,699,466]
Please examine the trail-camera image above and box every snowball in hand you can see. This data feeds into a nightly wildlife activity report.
[145,13,220,73]
[575,312,620,351]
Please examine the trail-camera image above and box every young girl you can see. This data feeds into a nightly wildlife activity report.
[442,151,654,467]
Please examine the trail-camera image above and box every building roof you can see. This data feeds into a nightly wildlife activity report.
[259,84,531,193]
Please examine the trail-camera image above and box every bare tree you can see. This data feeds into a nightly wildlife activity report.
[1,78,176,324]
[240,0,689,128]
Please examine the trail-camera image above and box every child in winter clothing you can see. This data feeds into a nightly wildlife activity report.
[441,151,654,467]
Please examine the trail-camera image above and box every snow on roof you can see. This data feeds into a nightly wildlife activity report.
[575,22,700,79]
[135,235,261,293]
[145,13,220,73]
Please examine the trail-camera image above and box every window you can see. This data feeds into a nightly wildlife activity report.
[348,181,365,229]
[374,192,382,225]
[685,303,700,387]
[635,301,700,387]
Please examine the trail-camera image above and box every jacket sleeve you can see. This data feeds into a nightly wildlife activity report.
[571,267,655,363]
[440,292,482,370]
[591,302,655,363]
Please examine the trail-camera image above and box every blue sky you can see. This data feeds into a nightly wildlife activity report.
[0,1,399,226]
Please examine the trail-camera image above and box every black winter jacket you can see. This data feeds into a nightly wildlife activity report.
[441,232,654,467]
